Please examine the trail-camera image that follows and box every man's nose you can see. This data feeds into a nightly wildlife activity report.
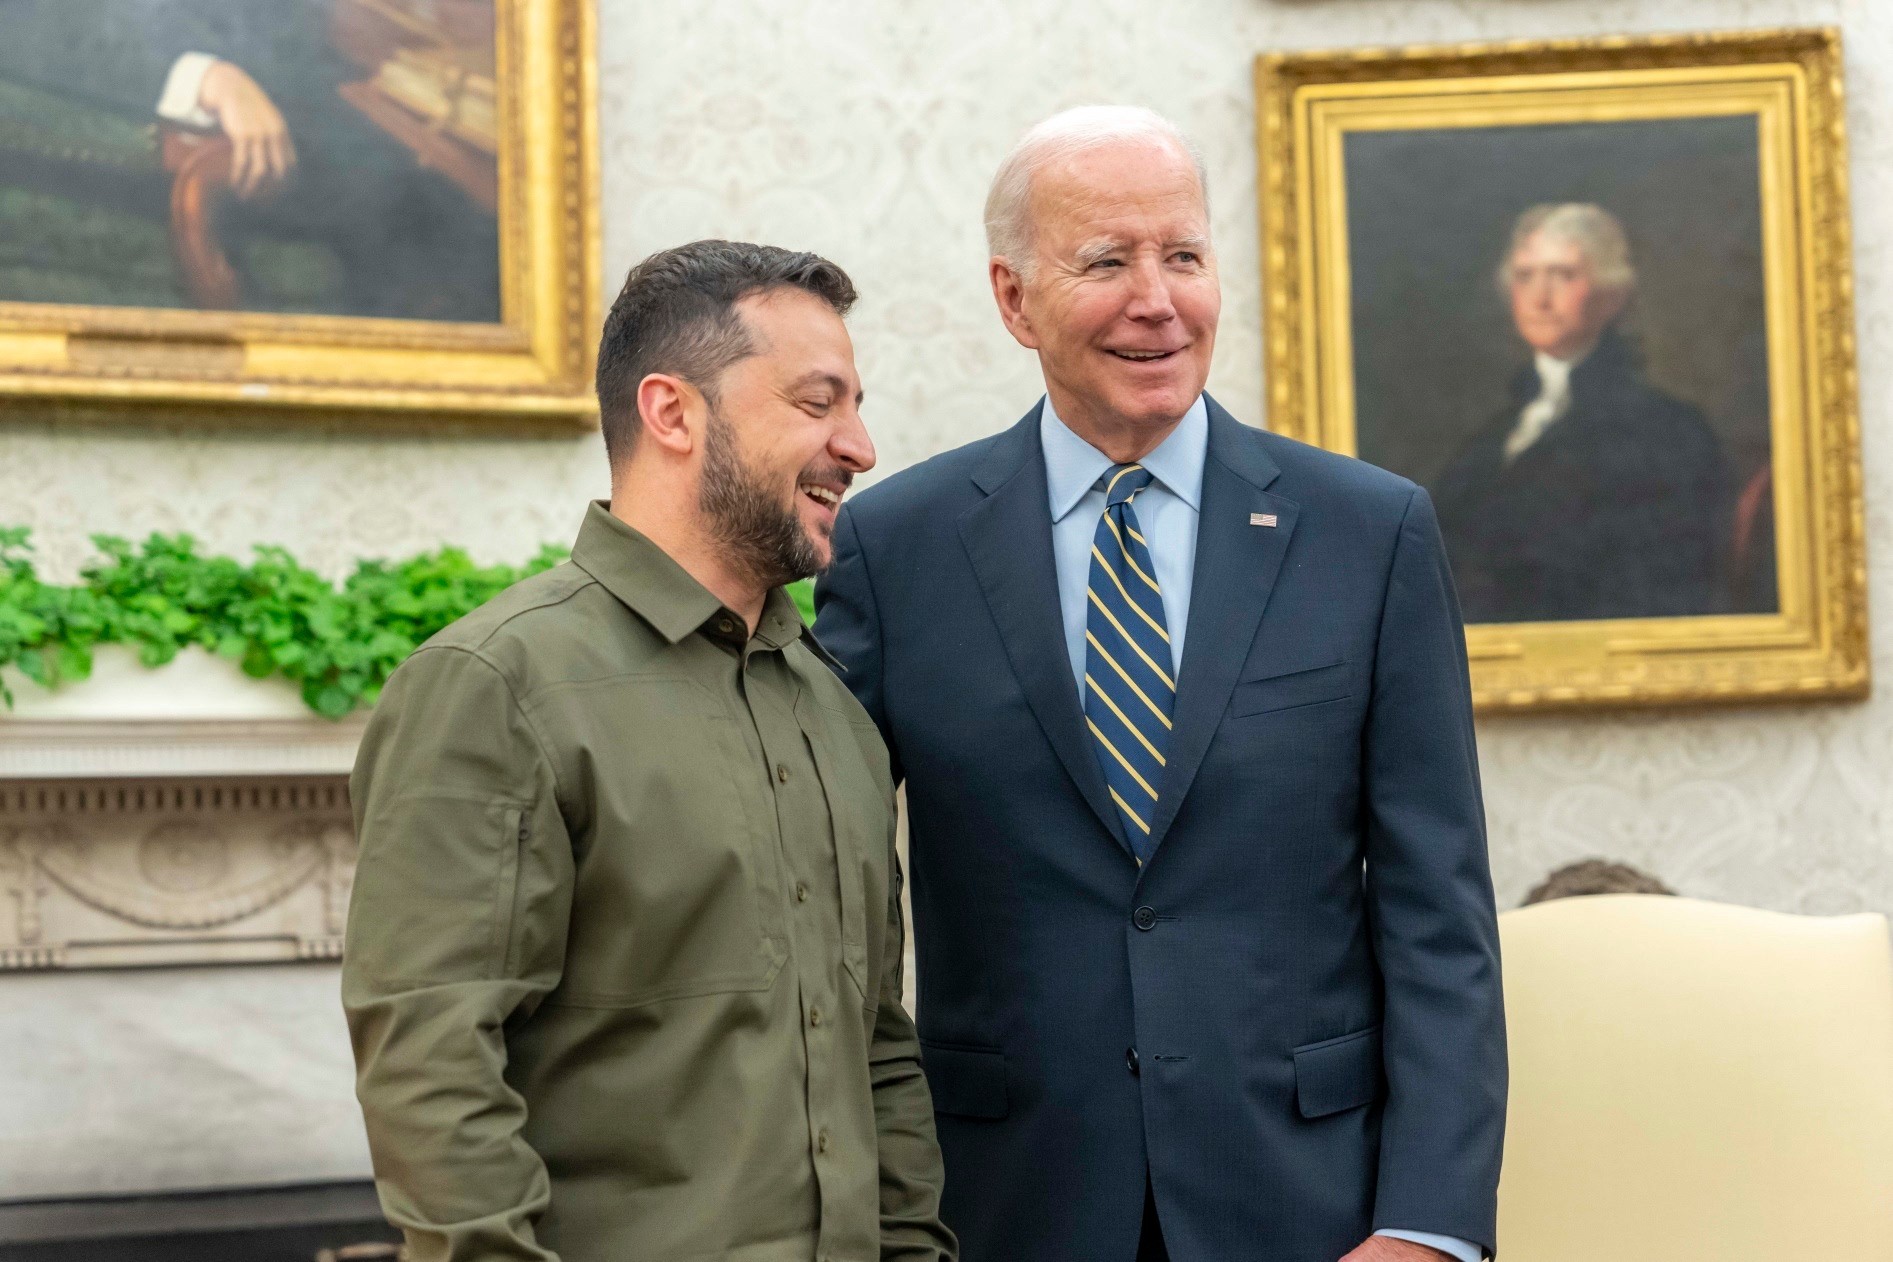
[1123,257,1178,321]
[831,405,876,474]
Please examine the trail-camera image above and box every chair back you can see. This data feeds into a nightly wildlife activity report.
[1496,894,1893,1259]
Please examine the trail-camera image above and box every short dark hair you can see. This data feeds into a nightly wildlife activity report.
[594,239,858,464]
[1522,858,1676,907]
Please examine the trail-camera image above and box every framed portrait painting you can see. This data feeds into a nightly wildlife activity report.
[0,0,598,424]
[1257,28,1868,712]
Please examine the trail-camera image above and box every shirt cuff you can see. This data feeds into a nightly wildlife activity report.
[1375,1228,1483,1262]
[156,51,221,128]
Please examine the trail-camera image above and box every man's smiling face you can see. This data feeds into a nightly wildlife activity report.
[697,286,873,585]
[1003,137,1220,448]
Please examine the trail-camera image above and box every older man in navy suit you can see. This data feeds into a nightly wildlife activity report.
[815,107,1505,1262]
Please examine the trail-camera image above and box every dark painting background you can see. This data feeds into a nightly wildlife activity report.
[1344,116,1772,501]
[0,0,500,323]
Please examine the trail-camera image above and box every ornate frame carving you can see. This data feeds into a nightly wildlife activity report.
[0,0,600,427]
[1256,28,1869,712]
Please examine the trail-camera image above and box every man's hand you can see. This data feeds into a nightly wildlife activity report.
[196,61,297,199]
[1339,1236,1455,1262]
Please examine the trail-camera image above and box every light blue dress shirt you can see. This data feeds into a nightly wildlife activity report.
[1043,393,1206,692]
[1039,393,1483,1262]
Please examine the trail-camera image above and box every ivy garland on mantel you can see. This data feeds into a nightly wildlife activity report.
[0,529,820,719]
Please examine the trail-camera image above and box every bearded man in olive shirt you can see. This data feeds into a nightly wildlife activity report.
[342,240,954,1262]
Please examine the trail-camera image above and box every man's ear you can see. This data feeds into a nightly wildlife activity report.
[633,373,699,456]
[990,257,1042,351]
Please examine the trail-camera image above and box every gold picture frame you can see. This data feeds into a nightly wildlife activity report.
[0,0,598,426]
[1257,28,1868,712]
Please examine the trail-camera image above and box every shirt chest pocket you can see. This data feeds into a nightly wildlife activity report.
[795,692,888,1006]
[553,677,790,1008]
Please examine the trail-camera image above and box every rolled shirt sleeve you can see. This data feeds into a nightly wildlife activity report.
[342,645,575,1262]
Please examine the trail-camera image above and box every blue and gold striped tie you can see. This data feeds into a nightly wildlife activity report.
[1083,463,1173,862]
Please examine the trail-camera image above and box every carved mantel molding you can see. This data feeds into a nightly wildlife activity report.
[0,777,358,970]
[1,651,367,970]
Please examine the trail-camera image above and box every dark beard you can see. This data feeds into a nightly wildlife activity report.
[699,402,828,592]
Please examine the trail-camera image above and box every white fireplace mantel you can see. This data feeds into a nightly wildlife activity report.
[1,647,367,973]
[1,645,368,780]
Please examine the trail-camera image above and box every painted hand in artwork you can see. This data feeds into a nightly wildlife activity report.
[196,60,298,200]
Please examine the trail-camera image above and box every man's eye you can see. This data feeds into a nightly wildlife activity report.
[1090,258,1123,270]
[802,399,832,413]
[1171,251,1199,265]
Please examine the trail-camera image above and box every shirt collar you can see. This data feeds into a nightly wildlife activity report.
[1039,393,1209,524]
[569,500,809,650]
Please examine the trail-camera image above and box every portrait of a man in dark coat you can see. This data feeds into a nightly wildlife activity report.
[1432,203,1734,624]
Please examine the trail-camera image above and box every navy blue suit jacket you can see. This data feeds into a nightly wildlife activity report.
[814,398,1506,1262]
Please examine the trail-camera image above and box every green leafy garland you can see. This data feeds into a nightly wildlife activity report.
[0,528,821,719]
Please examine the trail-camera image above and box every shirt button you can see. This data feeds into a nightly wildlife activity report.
[1133,905,1157,931]
[717,618,735,635]
[809,1006,823,1027]
[796,882,809,903]
[776,764,791,783]
[817,1130,830,1153]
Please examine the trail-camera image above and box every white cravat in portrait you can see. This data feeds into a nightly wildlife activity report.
[1503,349,1581,462]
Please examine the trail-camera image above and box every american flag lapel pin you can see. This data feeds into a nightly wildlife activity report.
[1250,512,1278,528]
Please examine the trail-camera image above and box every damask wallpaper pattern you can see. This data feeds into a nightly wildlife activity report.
[2,0,1888,915]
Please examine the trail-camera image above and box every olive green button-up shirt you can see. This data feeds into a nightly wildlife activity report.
[343,502,953,1262]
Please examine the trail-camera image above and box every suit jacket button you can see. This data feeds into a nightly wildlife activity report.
[1126,1046,1140,1076]
[1133,905,1157,931]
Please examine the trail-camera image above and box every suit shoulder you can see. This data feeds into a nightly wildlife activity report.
[1249,426,1420,511]
[847,429,1008,523]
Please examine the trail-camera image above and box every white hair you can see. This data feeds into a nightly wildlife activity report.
[984,105,1209,279]
[1499,202,1637,295]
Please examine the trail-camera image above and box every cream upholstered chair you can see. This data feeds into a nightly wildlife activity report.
[1495,894,1893,1259]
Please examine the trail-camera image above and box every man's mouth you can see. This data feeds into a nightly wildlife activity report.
[1109,348,1181,363]
[799,483,843,508]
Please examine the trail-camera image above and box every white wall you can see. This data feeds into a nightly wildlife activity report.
[0,964,366,1200]
[1,13,1889,1180]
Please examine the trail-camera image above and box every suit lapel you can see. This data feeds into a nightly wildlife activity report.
[959,406,1131,857]
[1146,399,1298,853]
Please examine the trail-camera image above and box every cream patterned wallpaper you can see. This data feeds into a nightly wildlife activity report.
[2,0,1888,914]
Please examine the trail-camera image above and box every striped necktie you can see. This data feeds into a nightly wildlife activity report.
[1083,463,1173,862]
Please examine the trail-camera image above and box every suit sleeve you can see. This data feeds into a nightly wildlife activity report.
[342,646,575,1262]
[1363,487,1507,1256]
[815,505,900,783]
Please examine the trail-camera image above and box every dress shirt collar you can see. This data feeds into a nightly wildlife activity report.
[570,500,807,649]
[1040,393,1209,524]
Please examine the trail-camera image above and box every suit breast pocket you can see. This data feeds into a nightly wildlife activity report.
[1229,660,1353,718]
